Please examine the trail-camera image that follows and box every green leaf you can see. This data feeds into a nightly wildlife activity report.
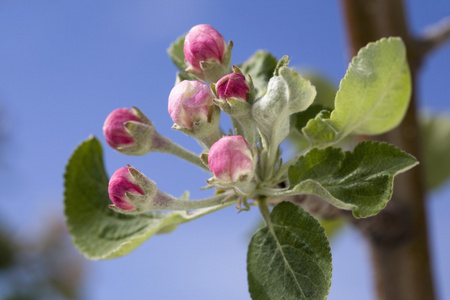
[291,105,327,134]
[252,67,316,149]
[420,114,450,190]
[303,37,411,148]
[288,141,418,218]
[167,34,187,71]
[240,51,278,98]
[247,201,332,300]
[288,74,336,149]
[64,136,227,259]
[302,72,336,110]
[273,55,290,76]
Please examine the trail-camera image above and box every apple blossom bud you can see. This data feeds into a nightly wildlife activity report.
[108,166,164,214]
[213,71,256,146]
[103,107,158,155]
[208,136,254,183]
[184,24,226,71]
[103,108,142,149]
[108,167,144,210]
[108,166,232,215]
[168,80,215,130]
[183,24,233,83]
[216,73,249,102]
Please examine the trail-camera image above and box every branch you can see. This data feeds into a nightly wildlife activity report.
[338,1,437,299]
[415,17,450,62]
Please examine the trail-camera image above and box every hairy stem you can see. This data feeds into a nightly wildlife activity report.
[257,197,272,226]
[157,191,237,210]
[155,135,209,171]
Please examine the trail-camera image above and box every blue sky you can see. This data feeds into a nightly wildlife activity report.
[0,1,449,299]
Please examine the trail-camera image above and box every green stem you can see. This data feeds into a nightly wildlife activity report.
[238,117,257,147]
[231,116,244,136]
[263,142,279,181]
[257,197,272,226]
[156,135,209,171]
[165,191,237,210]
[259,186,293,198]
[197,128,222,150]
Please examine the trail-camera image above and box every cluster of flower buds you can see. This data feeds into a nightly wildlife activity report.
[103,24,312,214]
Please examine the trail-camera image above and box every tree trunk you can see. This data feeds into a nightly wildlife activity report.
[340,0,436,299]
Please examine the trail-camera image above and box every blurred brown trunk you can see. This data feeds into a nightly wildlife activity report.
[340,0,436,299]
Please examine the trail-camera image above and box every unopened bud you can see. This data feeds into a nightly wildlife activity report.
[108,167,146,211]
[103,107,157,155]
[108,166,230,214]
[107,166,167,214]
[213,72,256,146]
[208,136,254,184]
[184,24,226,70]
[183,24,232,83]
[216,73,249,102]
[168,80,216,130]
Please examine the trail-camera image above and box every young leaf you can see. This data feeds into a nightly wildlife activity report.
[290,73,337,133]
[420,113,450,190]
[247,201,332,300]
[64,136,228,260]
[288,141,418,218]
[240,50,277,98]
[303,37,411,148]
[252,67,316,149]
[302,72,336,110]
[167,35,187,71]
[291,105,328,134]
[273,55,290,76]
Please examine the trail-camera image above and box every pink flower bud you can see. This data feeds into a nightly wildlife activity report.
[103,108,143,150]
[168,80,215,130]
[216,73,249,101]
[184,24,226,71]
[108,167,144,210]
[208,136,254,183]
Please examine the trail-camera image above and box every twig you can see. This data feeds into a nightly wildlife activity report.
[415,17,450,62]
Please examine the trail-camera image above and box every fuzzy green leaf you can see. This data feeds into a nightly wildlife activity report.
[303,72,336,110]
[274,55,290,76]
[252,67,316,149]
[303,37,411,148]
[247,201,332,300]
[167,35,187,71]
[290,73,337,133]
[240,51,278,98]
[288,141,418,218]
[64,137,226,259]
[291,105,327,134]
